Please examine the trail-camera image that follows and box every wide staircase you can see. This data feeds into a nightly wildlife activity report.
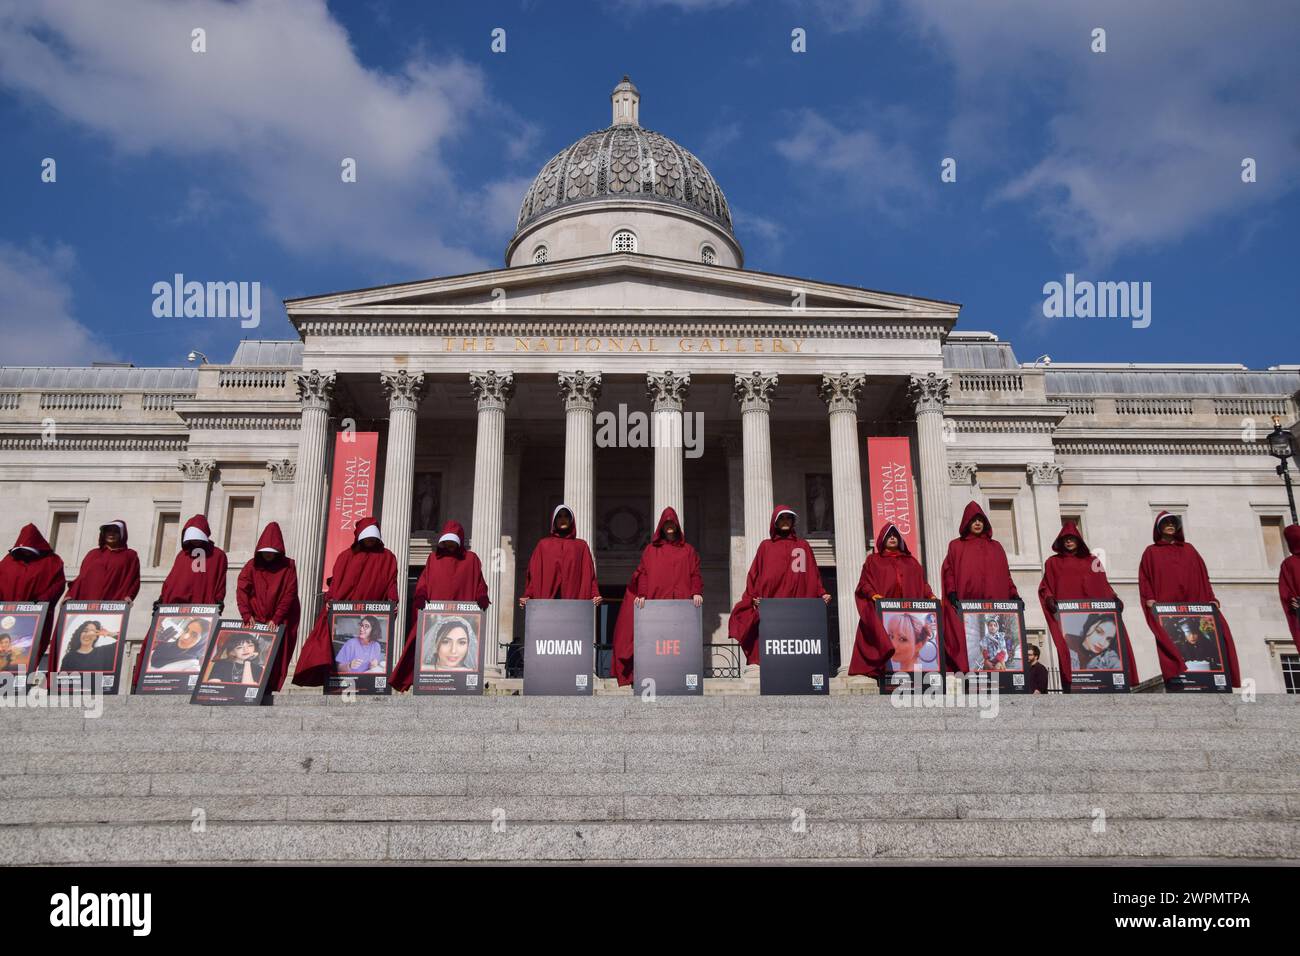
[3,689,1297,863]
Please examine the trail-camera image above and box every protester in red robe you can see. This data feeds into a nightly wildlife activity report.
[390,520,490,692]
[519,505,601,605]
[1280,525,1300,654]
[0,524,66,663]
[849,522,934,678]
[67,520,140,602]
[610,507,703,686]
[292,516,399,687]
[728,506,831,666]
[1037,521,1138,689]
[235,522,300,692]
[941,501,1020,672]
[159,515,228,604]
[1138,511,1241,687]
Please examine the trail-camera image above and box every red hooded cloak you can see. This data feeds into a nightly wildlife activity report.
[610,507,703,686]
[391,520,490,692]
[235,522,301,692]
[940,501,1020,672]
[67,520,140,602]
[1037,522,1139,689]
[521,505,599,601]
[1138,511,1241,687]
[728,505,828,666]
[159,515,228,604]
[0,524,66,661]
[849,522,934,678]
[1279,525,1300,654]
[292,516,399,687]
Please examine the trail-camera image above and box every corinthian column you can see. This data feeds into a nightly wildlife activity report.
[820,373,868,675]
[908,372,953,596]
[734,372,777,561]
[289,370,335,646]
[558,371,602,550]
[647,371,690,524]
[379,370,427,618]
[470,370,515,677]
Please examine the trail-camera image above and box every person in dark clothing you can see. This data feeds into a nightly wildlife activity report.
[1026,643,1050,695]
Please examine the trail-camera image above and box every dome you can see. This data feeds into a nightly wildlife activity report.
[514,77,734,239]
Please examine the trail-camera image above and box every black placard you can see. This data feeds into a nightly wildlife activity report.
[957,598,1028,693]
[325,601,397,696]
[1152,603,1232,693]
[191,620,284,705]
[0,601,49,692]
[633,600,703,696]
[523,600,594,696]
[133,604,220,695]
[50,601,131,695]
[414,602,485,695]
[874,598,944,695]
[1056,599,1129,693]
[757,598,830,695]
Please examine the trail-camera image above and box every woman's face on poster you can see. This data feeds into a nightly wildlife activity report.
[890,619,920,667]
[181,621,204,647]
[358,619,373,642]
[985,616,1000,635]
[1083,619,1116,654]
[437,626,470,668]
[231,639,258,661]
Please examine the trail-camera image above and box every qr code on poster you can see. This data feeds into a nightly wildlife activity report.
[467,674,479,687]
[575,674,589,688]
[244,687,258,699]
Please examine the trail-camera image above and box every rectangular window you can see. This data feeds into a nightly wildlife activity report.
[49,512,79,557]
[224,497,256,554]
[154,513,179,567]
[1283,655,1300,695]
[988,499,1018,554]
[1060,513,1083,536]
[1261,515,1286,568]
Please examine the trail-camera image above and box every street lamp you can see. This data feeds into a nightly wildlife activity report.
[1266,415,1298,524]
[186,350,209,365]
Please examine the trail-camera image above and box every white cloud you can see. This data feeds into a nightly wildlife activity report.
[0,241,119,365]
[0,0,531,275]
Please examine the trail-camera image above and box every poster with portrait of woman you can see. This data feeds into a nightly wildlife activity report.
[0,602,49,690]
[326,601,397,695]
[958,599,1028,693]
[874,598,943,694]
[133,604,221,695]
[1056,599,1129,693]
[414,601,485,695]
[191,620,283,705]
[50,601,131,694]
[1151,603,1231,693]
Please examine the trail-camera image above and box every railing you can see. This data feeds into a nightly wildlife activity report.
[38,392,122,411]
[0,392,20,410]
[957,372,1024,393]
[1114,398,1194,416]
[218,368,288,389]
[1049,397,1095,415]
[1214,397,1291,417]
[142,392,186,411]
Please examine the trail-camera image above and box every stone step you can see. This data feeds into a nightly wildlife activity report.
[3,819,1295,864]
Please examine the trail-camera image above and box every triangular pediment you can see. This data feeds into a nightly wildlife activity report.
[284,253,960,321]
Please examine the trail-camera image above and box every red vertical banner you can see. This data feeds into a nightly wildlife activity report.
[867,437,921,557]
[320,432,379,591]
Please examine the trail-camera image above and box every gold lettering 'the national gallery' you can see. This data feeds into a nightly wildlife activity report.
[432,337,807,353]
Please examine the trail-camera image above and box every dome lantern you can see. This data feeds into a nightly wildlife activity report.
[611,75,640,127]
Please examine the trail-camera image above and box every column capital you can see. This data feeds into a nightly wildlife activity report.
[469,370,515,411]
[908,372,951,415]
[819,372,864,414]
[380,369,427,412]
[1027,461,1064,486]
[266,458,296,483]
[178,458,216,482]
[948,461,977,485]
[295,369,336,411]
[734,371,778,412]
[558,370,603,411]
[647,371,691,411]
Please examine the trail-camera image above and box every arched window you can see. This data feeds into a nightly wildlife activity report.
[612,230,637,253]
[532,245,548,264]
[700,245,716,265]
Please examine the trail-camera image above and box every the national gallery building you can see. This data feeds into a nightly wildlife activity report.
[3,79,1297,692]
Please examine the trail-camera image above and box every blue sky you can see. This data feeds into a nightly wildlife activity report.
[1,0,1297,369]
